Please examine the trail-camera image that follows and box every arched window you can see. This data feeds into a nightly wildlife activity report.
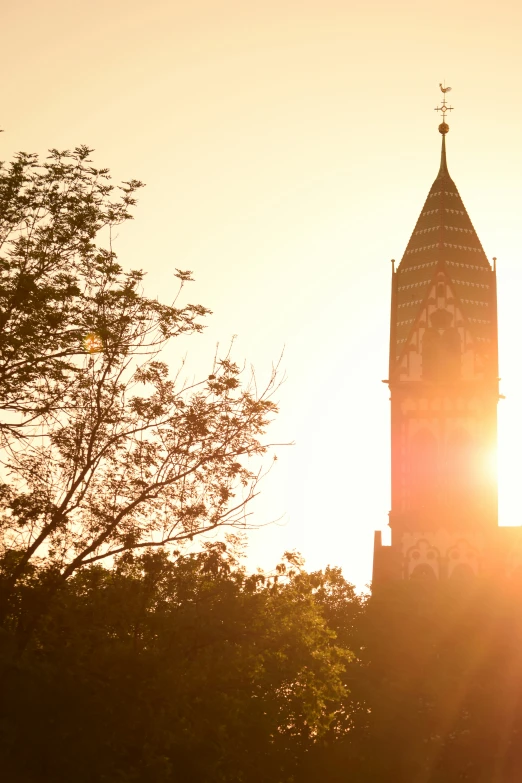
[445,428,478,512]
[422,308,461,382]
[410,429,438,511]
[410,564,437,581]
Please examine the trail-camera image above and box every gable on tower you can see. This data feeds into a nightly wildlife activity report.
[395,272,494,383]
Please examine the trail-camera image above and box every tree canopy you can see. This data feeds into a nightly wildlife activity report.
[0,542,361,783]
[6,541,522,783]
[0,146,280,636]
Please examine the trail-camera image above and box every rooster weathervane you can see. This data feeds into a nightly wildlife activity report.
[435,82,453,134]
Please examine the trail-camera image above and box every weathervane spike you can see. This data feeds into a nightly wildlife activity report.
[434,81,453,135]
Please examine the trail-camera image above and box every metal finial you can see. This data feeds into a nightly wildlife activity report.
[435,82,453,134]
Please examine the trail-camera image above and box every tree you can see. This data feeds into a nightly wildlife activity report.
[0,542,356,783]
[0,146,280,634]
[1,146,157,427]
[340,578,522,783]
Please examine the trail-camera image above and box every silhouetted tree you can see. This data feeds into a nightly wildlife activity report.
[0,147,280,635]
[0,542,359,783]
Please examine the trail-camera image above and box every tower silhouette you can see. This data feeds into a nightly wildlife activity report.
[371,89,521,585]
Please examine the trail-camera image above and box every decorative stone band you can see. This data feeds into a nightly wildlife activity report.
[399,261,490,275]
[452,280,490,288]
[414,226,441,235]
[395,334,491,349]
[397,316,490,326]
[428,190,459,198]
[397,299,424,308]
[405,244,438,254]
[398,281,432,291]
[398,261,439,275]
[422,208,466,215]
[400,262,437,273]
[414,226,475,235]
[405,244,485,255]
[443,244,484,251]
[398,281,489,294]
[447,262,490,271]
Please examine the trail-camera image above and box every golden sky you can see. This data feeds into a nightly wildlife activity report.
[3,0,522,588]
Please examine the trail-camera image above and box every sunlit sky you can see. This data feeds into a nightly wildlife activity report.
[3,0,522,588]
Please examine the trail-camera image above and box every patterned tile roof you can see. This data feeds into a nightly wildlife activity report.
[393,136,493,362]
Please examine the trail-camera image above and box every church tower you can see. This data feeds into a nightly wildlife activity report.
[373,87,501,584]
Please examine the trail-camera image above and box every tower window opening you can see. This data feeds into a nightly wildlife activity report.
[410,563,437,581]
[422,308,461,381]
[410,429,438,511]
[445,429,480,513]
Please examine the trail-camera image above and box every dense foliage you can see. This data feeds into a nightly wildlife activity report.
[4,551,522,782]
[0,542,361,783]
[0,147,279,635]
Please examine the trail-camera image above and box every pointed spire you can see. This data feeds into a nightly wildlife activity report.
[390,85,493,367]
[435,83,452,179]
[437,132,449,179]
[435,83,453,128]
